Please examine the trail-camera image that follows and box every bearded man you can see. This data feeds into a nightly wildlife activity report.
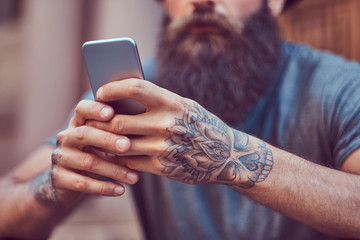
[1,0,360,239]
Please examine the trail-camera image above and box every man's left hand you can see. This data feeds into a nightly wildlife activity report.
[88,78,272,188]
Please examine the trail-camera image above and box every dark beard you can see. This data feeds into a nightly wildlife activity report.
[154,2,281,125]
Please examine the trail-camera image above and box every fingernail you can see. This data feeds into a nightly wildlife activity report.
[100,107,112,118]
[127,172,138,183]
[114,186,124,196]
[96,87,103,100]
[116,138,129,152]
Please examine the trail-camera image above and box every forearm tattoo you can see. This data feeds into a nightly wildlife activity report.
[31,169,60,208]
[159,103,273,188]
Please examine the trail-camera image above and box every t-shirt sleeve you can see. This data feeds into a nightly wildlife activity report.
[327,65,360,168]
[46,90,94,147]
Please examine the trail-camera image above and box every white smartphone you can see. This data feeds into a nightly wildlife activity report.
[82,37,146,114]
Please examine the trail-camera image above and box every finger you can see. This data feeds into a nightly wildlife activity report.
[61,126,130,153]
[114,135,168,157]
[119,155,159,175]
[118,155,175,179]
[52,166,126,196]
[69,100,114,128]
[86,112,172,136]
[96,78,180,109]
[55,148,139,184]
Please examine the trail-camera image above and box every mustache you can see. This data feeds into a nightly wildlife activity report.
[165,12,242,40]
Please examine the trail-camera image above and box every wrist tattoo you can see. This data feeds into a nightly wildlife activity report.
[31,169,61,208]
[159,103,273,188]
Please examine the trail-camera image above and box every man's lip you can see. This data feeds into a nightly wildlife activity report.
[190,22,220,33]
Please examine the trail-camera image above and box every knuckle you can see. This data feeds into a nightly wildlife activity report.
[153,158,165,173]
[114,117,125,133]
[160,115,173,130]
[148,140,166,156]
[123,158,134,170]
[154,117,173,137]
[50,165,59,182]
[74,100,87,115]
[78,99,89,109]
[80,154,98,171]
[51,148,62,165]
[99,183,111,195]
[112,166,125,179]
[56,131,66,147]
[102,132,115,147]
[74,125,88,141]
[74,178,87,192]
[167,96,185,112]
[128,79,145,97]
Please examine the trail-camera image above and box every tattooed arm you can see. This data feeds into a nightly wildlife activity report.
[88,78,360,238]
[0,146,74,239]
[0,100,139,239]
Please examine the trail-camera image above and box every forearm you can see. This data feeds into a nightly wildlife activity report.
[0,170,83,239]
[232,137,360,238]
[81,83,359,238]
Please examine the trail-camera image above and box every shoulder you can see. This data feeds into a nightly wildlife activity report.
[279,42,360,81]
[276,43,360,168]
[277,42,360,97]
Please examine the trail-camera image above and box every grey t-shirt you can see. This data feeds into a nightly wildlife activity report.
[48,42,360,240]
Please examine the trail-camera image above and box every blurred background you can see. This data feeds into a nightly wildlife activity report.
[0,0,359,239]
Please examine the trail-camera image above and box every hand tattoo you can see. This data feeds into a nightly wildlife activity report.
[159,103,273,189]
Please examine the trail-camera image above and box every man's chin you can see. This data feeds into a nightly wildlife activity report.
[155,4,281,124]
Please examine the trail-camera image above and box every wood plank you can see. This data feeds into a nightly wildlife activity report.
[279,0,360,61]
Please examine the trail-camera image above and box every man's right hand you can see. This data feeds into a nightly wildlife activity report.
[48,99,139,205]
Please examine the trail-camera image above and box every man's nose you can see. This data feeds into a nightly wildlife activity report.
[192,0,216,13]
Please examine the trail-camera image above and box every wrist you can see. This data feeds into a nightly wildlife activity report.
[31,169,85,210]
[214,130,273,189]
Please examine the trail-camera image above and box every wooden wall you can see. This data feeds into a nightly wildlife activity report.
[279,0,360,62]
